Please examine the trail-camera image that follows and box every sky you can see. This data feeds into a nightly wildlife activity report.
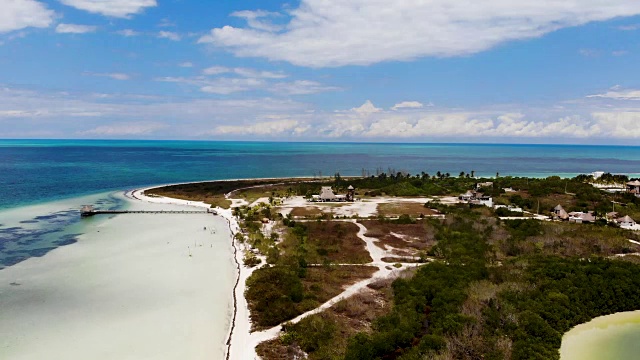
[1,0,640,144]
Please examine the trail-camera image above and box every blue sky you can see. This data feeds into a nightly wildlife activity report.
[1,0,640,143]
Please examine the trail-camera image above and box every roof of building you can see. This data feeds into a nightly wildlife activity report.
[319,186,336,199]
[570,212,596,222]
[347,185,354,190]
[619,215,636,223]
[627,180,640,186]
[554,204,565,211]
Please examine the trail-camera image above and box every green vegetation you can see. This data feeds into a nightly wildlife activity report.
[247,265,376,329]
[153,174,640,359]
[340,210,640,360]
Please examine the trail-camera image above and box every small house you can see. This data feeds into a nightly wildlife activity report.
[476,182,494,190]
[552,205,569,220]
[459,190,475,201]
[618,215,637,228]
[319,186,337,201]
[568,211,596,223]
[627,180,640,195]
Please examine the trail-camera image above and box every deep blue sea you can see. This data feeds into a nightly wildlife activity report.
[1,140,640,269]
[2,140,640,210]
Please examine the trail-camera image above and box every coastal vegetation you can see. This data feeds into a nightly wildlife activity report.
[146,171,640,359]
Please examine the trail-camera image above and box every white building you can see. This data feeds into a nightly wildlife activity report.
[618,215,637,228]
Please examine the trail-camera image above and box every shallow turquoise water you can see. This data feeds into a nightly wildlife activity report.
[2,140,639,210]
[1,140,640,268]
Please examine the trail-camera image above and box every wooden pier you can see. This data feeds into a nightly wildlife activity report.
[80,205,216,217]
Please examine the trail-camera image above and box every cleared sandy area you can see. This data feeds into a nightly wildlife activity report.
[0,195,235,360]
[278,196,433,218]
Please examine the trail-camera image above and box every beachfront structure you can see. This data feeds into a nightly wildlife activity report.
[552,205,569,220]
[495,205,523,213]
[568,211,596,223]
[476,182,494,190]
[606,212,619,221]
[627,180,640,195]
[459,190,475,201]
[459,190,493,207]
[311,186,353,202]
[591,171,605,179]
[617,215,637,228]
[319,186,336,201]
[347,185,355,201]
[471,195,493,208]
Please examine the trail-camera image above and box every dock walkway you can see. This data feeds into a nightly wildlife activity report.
[80,206,216,217]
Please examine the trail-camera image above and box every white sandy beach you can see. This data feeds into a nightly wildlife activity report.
[0,193,235,360]
[132,188,260,360]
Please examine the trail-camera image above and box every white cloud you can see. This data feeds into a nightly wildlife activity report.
[351,100,382,115]
[612,50,629,56]
[59,0,156,18]
[271,80,339,95]
[85,72,131,80]
[158,31,180,41]
[56,23,97,34]
[214,119,302,135]
[5,86,640,142]
[202,66,231,75]
[618,24,640,31]
[200,78,265,94]
[0,0,54,34]
[230,10,283,32]
[158,18,175,28]
[159,68,335,95]
[391,101,424,110]
[157,76,266,94]
[232,67,287,79]
[203,66,286,79]
[199,0,640,68]
[178,62,194,68]
[578,48,600,57]
[116,29,140,36]
[592,112,640,138]
[79,122,166,136]
[588,87,640,100]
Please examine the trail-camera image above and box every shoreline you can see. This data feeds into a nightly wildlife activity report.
[131,186,258,360]
[0,191,234,359]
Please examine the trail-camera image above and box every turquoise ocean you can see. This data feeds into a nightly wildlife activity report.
[1,139,640,268]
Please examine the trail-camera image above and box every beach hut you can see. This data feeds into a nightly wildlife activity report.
[627,180,640,195]
[568,212,596,223]
[552,205,569,220]
[319,186,337,202]
[618,215,637,228]
[346,185,355,201]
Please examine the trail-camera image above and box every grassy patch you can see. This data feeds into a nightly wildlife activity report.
[360,219,436,254]
[280,221,372,264]
[377,202,436,217]
[289,207,323,218]
[246,265,377,330]
[257,278,396,360]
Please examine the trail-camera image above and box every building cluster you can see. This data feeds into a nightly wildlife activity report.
[458,190,493,207]
[552,204,637,228]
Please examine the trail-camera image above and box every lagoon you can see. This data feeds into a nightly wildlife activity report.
[560,311,640,360]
